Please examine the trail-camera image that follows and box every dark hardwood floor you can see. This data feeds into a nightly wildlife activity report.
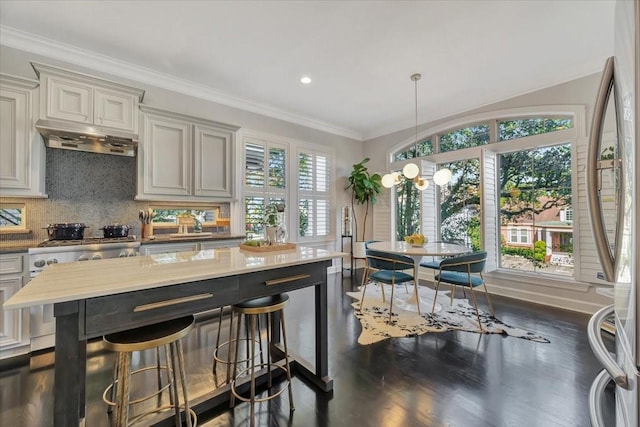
[0,271,615,426]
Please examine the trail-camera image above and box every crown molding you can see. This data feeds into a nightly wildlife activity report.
[0,25,363,141]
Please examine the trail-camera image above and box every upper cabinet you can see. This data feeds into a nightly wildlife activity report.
[31,62,144,135]
[137,105,239,201]
[0,74,46,197]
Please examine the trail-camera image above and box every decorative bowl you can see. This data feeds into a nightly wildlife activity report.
[404,235,426,246]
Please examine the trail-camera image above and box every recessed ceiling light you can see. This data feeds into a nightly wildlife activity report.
[300,76,312,84]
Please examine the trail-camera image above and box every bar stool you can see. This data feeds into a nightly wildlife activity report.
[102,316,196,427]
[229,294,294,419]
[212,306,264,386]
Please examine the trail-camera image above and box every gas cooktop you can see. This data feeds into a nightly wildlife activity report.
[37,236,137,248]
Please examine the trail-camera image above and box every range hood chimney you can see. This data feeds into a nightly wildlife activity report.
[36,119,138,157]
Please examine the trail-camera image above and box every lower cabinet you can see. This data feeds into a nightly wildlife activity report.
[141,242,199,255]
[140,238,243,255]
[0,253,30,360]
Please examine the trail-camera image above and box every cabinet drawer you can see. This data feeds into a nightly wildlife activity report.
[238,262,329,301]
[0,255,23,274]
[83,276,239,337]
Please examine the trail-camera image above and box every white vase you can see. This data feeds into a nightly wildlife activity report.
[266,226,278,245]
[353,241,367,259]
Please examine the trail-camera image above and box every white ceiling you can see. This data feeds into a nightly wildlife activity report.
[0,1,615,141]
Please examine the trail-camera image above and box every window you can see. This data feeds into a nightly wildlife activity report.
[439,124,489,153]
[243,138,288,240]
[298,149,331,239]
[499,143,572,275]
[507,227,530,244]
[394,138,432,161]
[439,159,481,250]
[151,205,229,232]
[0,203,25,231]
[395,174,421,240]
[561,208,573,222]
[498,117,572,142]
[389,111,576,280]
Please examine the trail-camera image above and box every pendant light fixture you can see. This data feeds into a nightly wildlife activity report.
[382,73,451,191]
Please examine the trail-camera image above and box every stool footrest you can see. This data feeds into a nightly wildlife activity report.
[230,363,292,404]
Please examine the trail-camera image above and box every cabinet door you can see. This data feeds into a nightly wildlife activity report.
[142,114,192,196]
[94,87,138,132]
[0,86,29,190]
[46,76,93,123]
[0,254,29,355]
[194,124,233,198]
[199,239,242,249]
[141,242,199,255]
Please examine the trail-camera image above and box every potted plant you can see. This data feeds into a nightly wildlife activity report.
[345,158,382,257]
[263,203,286,244]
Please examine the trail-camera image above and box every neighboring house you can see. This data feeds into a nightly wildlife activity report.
[500,197,573,264]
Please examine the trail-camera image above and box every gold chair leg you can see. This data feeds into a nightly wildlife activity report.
[359,268,370,312]
[483,285,495,315]
[431,280,441,314]
[481,273,495,315]
[413,265,421,315]
[469,287,483,332]
[388,282,395,324]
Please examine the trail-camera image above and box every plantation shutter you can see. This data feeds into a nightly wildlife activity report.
[373,186,391,240]
[481,149,498,272]
[420,160,437,243]
[298,149,331,239]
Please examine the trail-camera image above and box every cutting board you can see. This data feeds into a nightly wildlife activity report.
[239,243,297,252]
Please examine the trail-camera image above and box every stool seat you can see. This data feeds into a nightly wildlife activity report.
[233,294,289,313]
[102,315,196,427]
[104,316,194,352]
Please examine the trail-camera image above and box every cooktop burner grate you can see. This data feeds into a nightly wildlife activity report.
[38,236,137,247]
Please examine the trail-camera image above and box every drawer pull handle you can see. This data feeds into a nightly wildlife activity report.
[133,293,214,312]
[265,274,310,286]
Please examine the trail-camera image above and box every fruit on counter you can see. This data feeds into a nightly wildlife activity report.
[242,239,266,247]
[404,233,426,245]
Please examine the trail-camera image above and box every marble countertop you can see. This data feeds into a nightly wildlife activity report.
[4,246,344,310]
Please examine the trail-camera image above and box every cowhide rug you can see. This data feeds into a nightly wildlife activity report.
[347,283,550,345]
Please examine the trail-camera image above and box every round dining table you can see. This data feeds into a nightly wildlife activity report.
[367,240,470,314]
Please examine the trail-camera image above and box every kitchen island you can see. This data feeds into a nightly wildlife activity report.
[4,245,343,427]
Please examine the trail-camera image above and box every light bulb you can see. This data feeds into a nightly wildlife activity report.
[403,162,420,179]
[433,168,453,186]
[381,173,396,188]
[414,178,429,191]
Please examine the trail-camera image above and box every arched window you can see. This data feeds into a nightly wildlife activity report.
[387,110,578,280]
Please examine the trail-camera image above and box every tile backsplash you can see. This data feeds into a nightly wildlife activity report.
[1,148,230,247]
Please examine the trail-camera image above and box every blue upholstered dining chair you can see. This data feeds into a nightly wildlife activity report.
[360,248,415,323]
[419,240,468,270]
[431,250,493,331]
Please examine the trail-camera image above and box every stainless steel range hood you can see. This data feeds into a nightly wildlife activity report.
[36,119,138,157]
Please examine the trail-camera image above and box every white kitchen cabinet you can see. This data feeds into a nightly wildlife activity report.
[32,62,144,134]
[137,105,238,201]
[199,238,243,249]
[0,253,30,360]
[141,239,242,255]
[194,123,233,198]
[0,74,46,198]
[141,242,199,255]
